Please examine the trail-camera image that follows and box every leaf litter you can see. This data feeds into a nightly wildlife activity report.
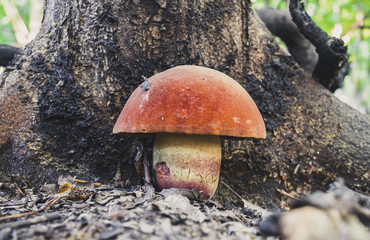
[1,177,368,239]
[0,176,272,240]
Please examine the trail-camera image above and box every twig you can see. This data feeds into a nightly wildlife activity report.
[73,178,89,183]
[308,161,315,175]
[0,202,27,207]
[0,193,69,222]
[41,195,69,211]
[293,164,300,175]
[72,178,105,188]
[0,210,37,222]
[140,140,151,184]
[220,180,270,218]
[0,212,62,229]
[341,16,365,38]
[220,180,245,200]
[14,182,24,196]
[276,188,298,199]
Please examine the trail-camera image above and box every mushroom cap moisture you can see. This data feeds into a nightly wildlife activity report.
[113,65,266,199]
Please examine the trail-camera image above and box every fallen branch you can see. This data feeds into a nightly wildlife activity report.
[289,0,349,92]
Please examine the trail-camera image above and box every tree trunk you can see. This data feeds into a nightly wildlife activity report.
[0,0,369,208]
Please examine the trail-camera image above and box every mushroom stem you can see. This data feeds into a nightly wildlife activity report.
[153,133,221,199]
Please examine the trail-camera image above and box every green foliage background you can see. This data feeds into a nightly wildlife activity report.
[0,0,369,113]
[0,0,32,43]
[253,0,370,114]
[0,1,16,43]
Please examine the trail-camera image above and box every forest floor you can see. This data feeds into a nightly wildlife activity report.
[0,176,276,240]
[0,177,368,240]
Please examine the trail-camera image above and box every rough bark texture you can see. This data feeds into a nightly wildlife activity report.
[0,0,369,208]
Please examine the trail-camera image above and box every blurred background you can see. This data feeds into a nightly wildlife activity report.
[253,0,369,114]
[0,0,369,114]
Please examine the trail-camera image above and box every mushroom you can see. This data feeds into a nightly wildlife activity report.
[113,65,266,200]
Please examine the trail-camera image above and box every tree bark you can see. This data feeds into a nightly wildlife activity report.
[0,0,369,208]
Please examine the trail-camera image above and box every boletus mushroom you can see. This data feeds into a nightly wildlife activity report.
[113,65,266,200]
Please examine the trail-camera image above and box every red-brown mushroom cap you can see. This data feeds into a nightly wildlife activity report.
[113,65,266,139]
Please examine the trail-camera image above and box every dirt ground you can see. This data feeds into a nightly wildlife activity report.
[0,177,368,240]
[0,177,276,240]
